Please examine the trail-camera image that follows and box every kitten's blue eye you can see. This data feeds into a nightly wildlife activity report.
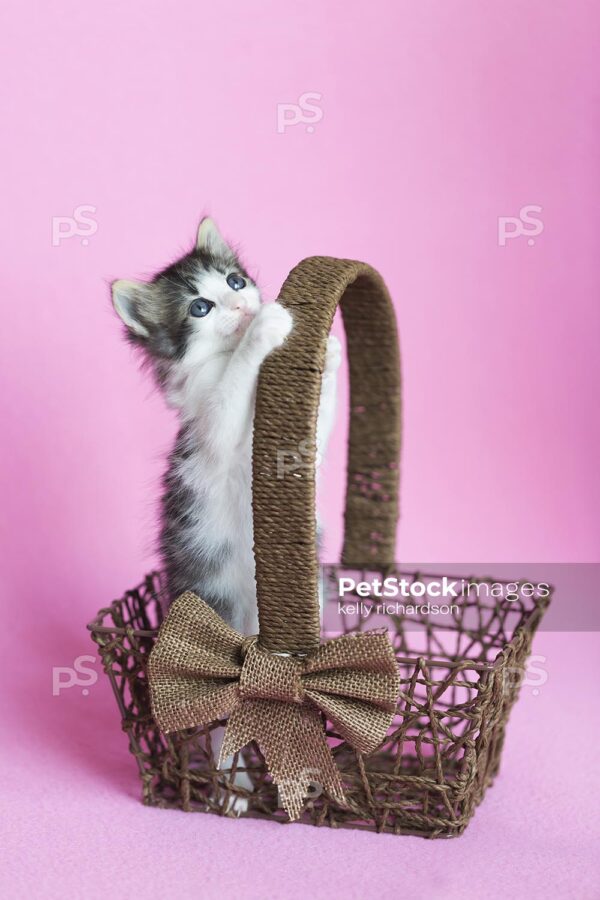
[227,273,246,291]
[189,298,214,318]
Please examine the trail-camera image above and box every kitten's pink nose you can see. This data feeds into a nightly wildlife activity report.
[226,295,247,311]
[231,299,252,315]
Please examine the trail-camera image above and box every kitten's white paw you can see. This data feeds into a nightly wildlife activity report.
[223,792,249,817]
[251,302,293,351]
[324,335,342,374]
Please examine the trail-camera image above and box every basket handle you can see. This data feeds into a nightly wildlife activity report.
[252,257,401,653]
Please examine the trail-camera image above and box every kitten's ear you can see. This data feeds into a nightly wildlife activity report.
[111,279,150,337]
[196,217,231,256]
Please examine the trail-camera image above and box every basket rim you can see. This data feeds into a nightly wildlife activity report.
[87,569,552,673]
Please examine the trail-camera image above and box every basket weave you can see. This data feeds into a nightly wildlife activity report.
[89,257,551,837]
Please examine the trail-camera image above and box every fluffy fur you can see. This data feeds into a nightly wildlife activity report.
[113,219,339,639]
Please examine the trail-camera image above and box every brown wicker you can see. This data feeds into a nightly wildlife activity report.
[252,258,401,653]
[88,257,551,837]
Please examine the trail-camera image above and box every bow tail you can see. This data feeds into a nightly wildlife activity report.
[220,699,346,821]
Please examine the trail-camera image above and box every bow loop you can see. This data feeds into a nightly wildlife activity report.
[147,592,400,820]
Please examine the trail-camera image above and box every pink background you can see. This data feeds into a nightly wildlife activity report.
[1,1,598,898]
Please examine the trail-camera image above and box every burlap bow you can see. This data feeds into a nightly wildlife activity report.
[147,592,400,820]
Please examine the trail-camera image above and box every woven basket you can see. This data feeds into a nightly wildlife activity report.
[89,257,551,837]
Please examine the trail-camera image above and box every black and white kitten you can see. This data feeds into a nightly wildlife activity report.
[112,219,340,811]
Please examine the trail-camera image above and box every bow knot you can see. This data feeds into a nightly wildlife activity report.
[240,641,304,704]
[147,592,400,820]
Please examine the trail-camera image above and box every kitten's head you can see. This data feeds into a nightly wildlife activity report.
[111,218,261,379]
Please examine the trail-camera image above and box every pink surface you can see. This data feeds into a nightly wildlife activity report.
[1,1,598,898]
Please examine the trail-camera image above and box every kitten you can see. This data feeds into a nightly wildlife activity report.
[112,218,340,812]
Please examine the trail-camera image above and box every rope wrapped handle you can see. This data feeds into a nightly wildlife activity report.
[252,257,402,654]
